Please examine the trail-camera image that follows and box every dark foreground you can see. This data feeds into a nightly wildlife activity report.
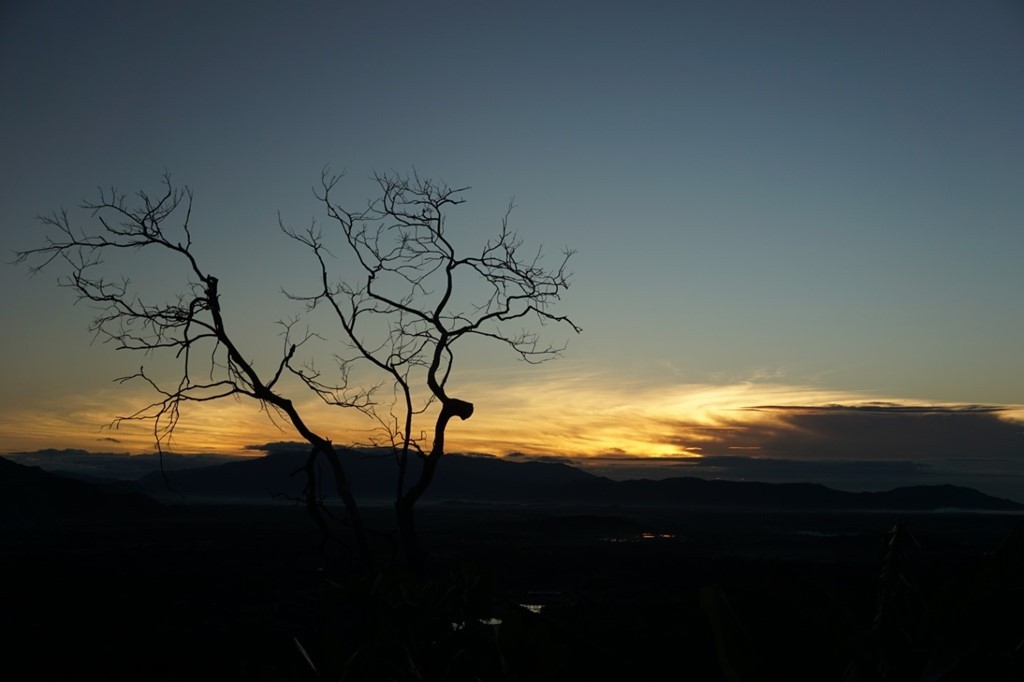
[5,503,1023,680]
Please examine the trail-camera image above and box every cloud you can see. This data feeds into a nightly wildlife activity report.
[426,366,1024,468]
[660,403,1024,461]
[641,402,1024,498]
[5,355,1022,494]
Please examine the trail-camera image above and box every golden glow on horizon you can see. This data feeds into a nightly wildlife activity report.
[4,367,1020,460]
[450,374,862,457]
[0,388,280,454]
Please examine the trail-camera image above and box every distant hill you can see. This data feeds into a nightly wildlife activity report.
[138,449,595,502]
[589,477,1024,511]
[136,450,1024,512]
[5,448,237,480]
[0,456,161,521]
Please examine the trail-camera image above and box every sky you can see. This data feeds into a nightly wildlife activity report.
[2,1,1023,497]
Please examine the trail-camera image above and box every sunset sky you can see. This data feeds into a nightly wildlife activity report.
[2,2,1022,497]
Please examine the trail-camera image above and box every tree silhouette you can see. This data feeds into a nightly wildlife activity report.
[15,171,579,571]
[283,170,579,570]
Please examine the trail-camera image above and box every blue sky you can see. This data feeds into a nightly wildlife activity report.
[2,1,1022,496]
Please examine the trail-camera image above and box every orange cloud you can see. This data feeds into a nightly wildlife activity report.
[3,365,1021,465]
[442,367,899,458]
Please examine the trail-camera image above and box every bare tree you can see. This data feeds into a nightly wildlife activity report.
[16,171,579,573]
[282,170,579,570]
[13,176,374,564]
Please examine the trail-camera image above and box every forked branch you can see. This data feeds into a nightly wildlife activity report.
[15,176,372,566]
[282,170,580,570]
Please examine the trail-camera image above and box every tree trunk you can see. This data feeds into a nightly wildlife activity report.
[395,397,473,574]
[395,496,423,574]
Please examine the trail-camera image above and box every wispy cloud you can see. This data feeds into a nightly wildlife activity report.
[448,367,1022,460]
[3,365,1021,475]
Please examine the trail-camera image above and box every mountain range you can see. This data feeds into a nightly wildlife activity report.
[124,448,1024,512]
[0,456,161,521]
[4,449,1022,516]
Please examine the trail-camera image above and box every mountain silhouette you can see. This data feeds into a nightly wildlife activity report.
[135,450,1024,511]
[5,448,236,479]
[0,456,161,521]
[137,449,594,501]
